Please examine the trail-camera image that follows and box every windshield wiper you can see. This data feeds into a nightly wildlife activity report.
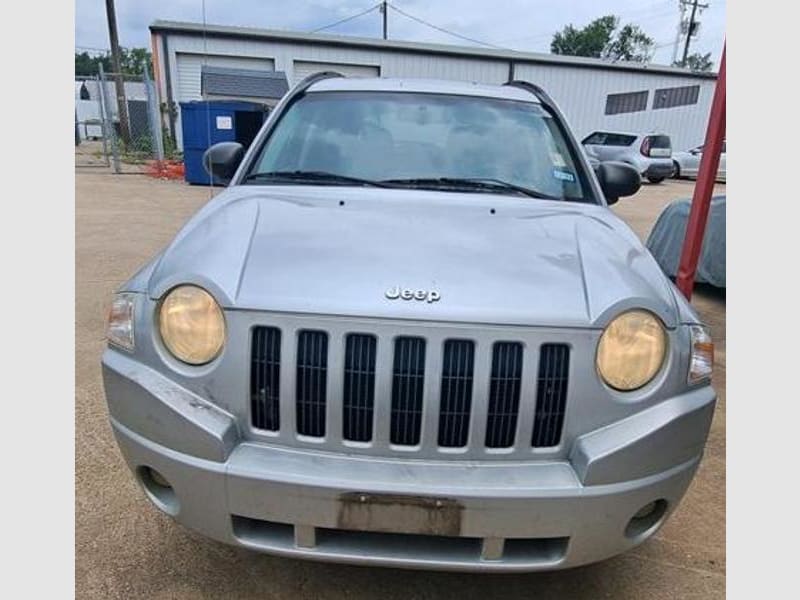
[244,172,560,199]
[381,177,558,200]
[243,170,390,188]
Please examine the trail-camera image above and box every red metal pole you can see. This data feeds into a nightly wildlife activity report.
[676,44,726,299]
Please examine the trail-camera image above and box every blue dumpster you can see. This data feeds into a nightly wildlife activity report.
[180,100,267,184]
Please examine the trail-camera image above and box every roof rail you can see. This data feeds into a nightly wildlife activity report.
[293,70,345,93]
[503,80,556,111]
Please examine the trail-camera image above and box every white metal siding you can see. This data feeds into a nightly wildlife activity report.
[174,53,274,147]
[176,53,275,101]
[161,32,714,152]
[513,63,715,150]
[293,60,379,84]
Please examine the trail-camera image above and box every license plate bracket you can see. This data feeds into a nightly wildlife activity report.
[337,492,463,537]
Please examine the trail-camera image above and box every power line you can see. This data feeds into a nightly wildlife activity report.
[387,2,505,49]
[75,45,148,53]
[310,3,381,33]
[75,46,111,53]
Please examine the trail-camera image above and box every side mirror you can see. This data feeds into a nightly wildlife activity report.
[594,161,641,205]
[202,142,245,185]
[690,148,701,155]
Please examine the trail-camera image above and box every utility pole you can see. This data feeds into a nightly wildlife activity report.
[671,1,687,65]
[381,1,388,40]
[104,0,131,145]
[680,0,708,67]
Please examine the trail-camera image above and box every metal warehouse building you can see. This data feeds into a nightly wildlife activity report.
[150,20,718,152]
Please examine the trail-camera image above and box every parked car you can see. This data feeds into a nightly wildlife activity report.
[582,131,673,184]
[102,75,715,572]
[646,196,726,287]
[672,142,727,182]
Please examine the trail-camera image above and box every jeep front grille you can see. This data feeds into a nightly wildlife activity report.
[390,337,426,446]
[342,334,377,442]
[251,326,281,431]
[296,330,328,437]
[437,340,475,448]
[485,342,524,449]
[249,326,571,456]
[532,344,570,448]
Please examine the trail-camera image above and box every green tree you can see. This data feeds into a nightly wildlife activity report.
[120,48,153,75]
[551,15,655,63]
[75,51,111,77]
[674,52,714,72]
[604,24,654,62]
[74,48,152,77]
[551,15,616,58]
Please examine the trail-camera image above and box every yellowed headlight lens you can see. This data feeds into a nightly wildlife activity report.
[597,310,667,391]
[158,285,225,365]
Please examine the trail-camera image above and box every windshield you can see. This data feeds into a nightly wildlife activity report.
[247,91,588,201]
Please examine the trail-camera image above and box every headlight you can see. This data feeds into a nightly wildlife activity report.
[107,293,136,351]
[158,285,225,365]
[596,310,667,391]
[688,325,714,384]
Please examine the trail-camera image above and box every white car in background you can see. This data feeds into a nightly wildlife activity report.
[672,142,726,182]
[581,131,674,184]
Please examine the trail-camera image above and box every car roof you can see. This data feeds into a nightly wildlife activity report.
[306,77,541,103]
[586,130,670,138]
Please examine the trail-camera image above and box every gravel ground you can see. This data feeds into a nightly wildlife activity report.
[75,169,725,599]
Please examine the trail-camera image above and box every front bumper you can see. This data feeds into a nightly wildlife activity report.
[103,349,716,572]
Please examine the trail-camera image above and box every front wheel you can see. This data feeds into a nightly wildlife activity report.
[647,176,665,184]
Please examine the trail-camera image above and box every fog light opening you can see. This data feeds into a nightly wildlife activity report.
[137,466,179,516]
[625,499,668,540]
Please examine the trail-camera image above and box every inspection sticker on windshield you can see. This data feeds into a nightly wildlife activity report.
[553,168,576,182]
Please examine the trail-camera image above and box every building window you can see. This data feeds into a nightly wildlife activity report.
[604,90,649,115]
[652,85,700,109]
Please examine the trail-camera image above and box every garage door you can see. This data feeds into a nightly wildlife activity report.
[176,53,275,102]
[293,61,380,84]
[174,53,275,150]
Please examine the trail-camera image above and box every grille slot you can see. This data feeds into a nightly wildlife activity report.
[485,342,523,448]
[390,337,426,446]
[296,330,328,437]
[342,334,377,442]
[251,327,281,431]
[532,344,570,448]
[438,340,475,448]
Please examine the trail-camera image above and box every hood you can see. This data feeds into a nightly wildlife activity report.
[148,186,679,329]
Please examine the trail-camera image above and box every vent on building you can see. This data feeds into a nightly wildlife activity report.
[653,85,700,109]
[604,90,649,115]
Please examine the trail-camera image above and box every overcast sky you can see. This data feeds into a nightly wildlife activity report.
[75,0,725,67]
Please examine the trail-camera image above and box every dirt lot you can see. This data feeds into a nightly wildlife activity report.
[75,168,725,599]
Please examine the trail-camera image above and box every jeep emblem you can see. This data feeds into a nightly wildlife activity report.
[385,286,441,303]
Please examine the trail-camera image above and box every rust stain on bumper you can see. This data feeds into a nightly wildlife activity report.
[338,492,463,536]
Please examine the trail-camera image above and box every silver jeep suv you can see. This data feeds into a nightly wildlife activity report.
[102,74,715,572]
[582,131,673,184]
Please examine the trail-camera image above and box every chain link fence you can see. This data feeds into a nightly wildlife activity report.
[75,64,180,175]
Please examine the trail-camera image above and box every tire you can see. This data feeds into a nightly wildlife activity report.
[647,176,665,184]
[671,161,681,179]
